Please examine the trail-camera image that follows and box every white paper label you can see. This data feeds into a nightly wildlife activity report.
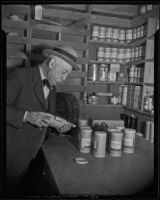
[81,138,91,148]
[124,138,134,146]
[111,141,121,149]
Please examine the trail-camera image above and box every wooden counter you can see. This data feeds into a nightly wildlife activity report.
[42,134,154,196]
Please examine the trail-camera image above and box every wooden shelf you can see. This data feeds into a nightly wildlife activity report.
[87,81,125,84]
[123,106,154,117]
[126,59,146,66]
[125,82,143,86]
[89,60,124,65]
[2,19,29,30]
[57,85,85,92]
[144,83,154,86]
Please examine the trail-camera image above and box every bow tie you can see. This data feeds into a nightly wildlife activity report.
[42,79,52,89]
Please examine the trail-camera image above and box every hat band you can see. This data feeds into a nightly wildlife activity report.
[54,48,76,63]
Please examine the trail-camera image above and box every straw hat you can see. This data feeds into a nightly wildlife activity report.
[42,45,78,70]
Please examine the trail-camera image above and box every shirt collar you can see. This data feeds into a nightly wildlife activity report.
[39,65,46,81]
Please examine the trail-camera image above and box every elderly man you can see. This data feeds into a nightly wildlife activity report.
[7,45,78,196]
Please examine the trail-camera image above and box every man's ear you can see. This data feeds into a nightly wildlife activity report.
[48,57,56,69]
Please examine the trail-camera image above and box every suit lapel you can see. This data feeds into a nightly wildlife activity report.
[32,66,47,110]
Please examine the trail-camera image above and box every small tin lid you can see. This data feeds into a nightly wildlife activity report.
[74,157,88,164]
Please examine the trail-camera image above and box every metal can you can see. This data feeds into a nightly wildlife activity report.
[99,27,106,41]
[131,48,135,62]
[149,122,154,143]
[134,67,138,83]
[137,68,141,83]
[133,28,137,41]
[138,46,143,60]
[113,28,119,43]
[125,48,131,63]
[88,64,97,81]
[104,47,112,62]
[136,27,141,39]
[123,128,136,153]
[92,26,99,40]
[93,131,107,157]
[119,29,126,43]
[140,5,146,14]
[111,48,118,63]
[145,121,151,140]
[146,5,153,11]
[35,5,43,20]
[122,86,128,106]
[140,25,145,38]
[126,29,133,43]
[78,119,88,127]
[97,47,105,61]
[129,65,135,83]
[134,47,139,61]
[109,131,123,157]
[106,27,113,42]
[118,48,125,63]
[129,114,137,131]
[79,127,92,153]
[97,64,108,81]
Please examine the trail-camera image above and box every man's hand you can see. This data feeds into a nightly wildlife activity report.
[57,122,76,133]
[25,112,53,128]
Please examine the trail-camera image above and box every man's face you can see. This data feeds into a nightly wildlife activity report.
[47,56,73,86]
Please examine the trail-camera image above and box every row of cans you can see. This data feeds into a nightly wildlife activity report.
[97,45,145,63]
[128,65,144,83]
[92,24,146,43]
[78,119,136,157]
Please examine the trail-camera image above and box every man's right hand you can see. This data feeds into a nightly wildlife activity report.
[25,112,53,128]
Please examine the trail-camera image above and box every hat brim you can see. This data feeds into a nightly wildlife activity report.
[42,49,78,70]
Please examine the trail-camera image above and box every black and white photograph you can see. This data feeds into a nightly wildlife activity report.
[1,2,159,199]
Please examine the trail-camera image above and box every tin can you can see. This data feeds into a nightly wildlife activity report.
[133,28,137,41]
[137,68,141,83]
[119,29,126,43]
[149,122,154,143]
[118,48,125,63]
[136,27,141,39]
[145,121,151,140]
[109,131,123,157]
[129,65,135,83]
[104,47,112,62]
[140,25,145,38]
[116,126,125,132]
[35,5,42,20]
[140,5,146,14]
[123,128,136,153]
[129,114,137,131]
[79,127,92,153]
[92,26,99,40]
[125,48,131,63]
[99,27,106,41]
[88,64,97,81]
[93,131,107,157]
[113,28,119,43]
[97,64,109,81]
[106,27,113,42]
[111,48,118,63]
[134,47,139,61]
[126,29,133,43]
[78,119,88,127]
[138,46,143,60]
[134,67,138,83]
[146,5,153,11]
[131,48,135,62]
[141,45,145,60]
[122,86,128,106]
[97,47,105,61]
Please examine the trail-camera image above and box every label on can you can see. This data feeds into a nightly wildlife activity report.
[119,30,125,42]
[133,28,137,40]
[111,141,121,149]
[80,138,91,148]
[137,27,141,39]
[126,29,132,43]
[92,26,99,40]
[124,138,134,146]
[106,27,113,41]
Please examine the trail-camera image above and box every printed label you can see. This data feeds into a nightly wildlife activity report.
[111,141,121,149]
[124,138,134,146]
[94,140,98,150]
[81,138,91,148]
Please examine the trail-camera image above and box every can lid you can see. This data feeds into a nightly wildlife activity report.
[74,157,88,164]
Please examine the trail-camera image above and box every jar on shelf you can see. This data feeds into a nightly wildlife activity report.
[134,47,139,61]
[126,29,133,43]
[97,47,105,61]
[143,91,149,111]
[138,46,142,60]
[111,48,118,63]
[104,47,112,62]
[122,85,128,106]
[92,26,100,40]
[113,28,119,43]
[106,27,113,42]
[119,29,126,43]
[140,25,145,38]
[88,64,97,81]
[132,28,137,41]
[99,27,106,41]
[133,67,138,83]
[137,68,141,83]
[131,48,135,62]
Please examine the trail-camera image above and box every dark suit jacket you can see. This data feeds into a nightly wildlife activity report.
[7,66,49,181]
